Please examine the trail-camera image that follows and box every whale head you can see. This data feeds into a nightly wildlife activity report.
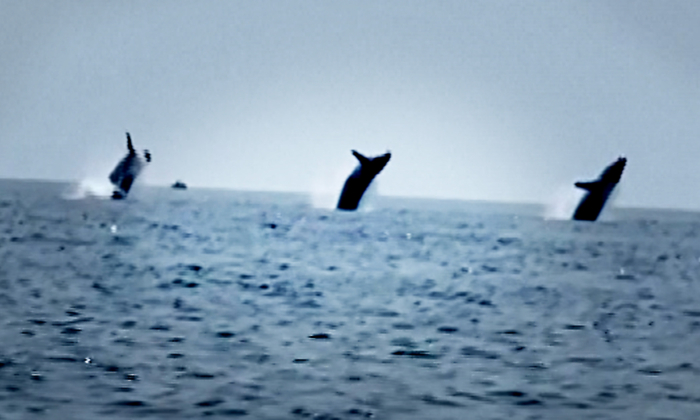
[575,156,626,191]
[352,150,391,175]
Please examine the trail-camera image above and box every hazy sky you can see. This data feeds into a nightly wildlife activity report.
[2,1,699,209]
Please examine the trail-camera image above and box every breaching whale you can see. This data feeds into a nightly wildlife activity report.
[337,150,391,210]
[572,157,626,221]
[109,132,151,199]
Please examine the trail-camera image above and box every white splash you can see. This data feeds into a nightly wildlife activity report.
[63,178,113,200]
[356,180,379,212]
[310,162,355,210]
[544,185,584,220]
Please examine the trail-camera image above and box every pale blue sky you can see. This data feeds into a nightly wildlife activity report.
[1,1,699,209]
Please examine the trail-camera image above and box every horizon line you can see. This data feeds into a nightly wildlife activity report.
[0,175,698,215]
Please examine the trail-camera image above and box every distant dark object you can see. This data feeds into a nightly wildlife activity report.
[171,181,187,190]
[109,132,151,199]
[572,157,626,221]
[337,150,391,210]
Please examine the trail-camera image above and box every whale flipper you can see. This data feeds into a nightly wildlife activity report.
[574,181,601,191]
[337,150,391,211]
[126,132,135,154]
[352,150,371,166]
[572,157,626,221]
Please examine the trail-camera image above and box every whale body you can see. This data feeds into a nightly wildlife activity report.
[109,132,151,199]
[337,150,391,211]
[572,157,626,221]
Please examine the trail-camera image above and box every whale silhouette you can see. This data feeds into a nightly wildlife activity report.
[337,150,391,210]
[109,132,151,199]
[572,157,626,221]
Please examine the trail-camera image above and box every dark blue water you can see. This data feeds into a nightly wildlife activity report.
[1,179,700,419]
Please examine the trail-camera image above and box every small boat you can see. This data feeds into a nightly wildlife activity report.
[171,181,187,190]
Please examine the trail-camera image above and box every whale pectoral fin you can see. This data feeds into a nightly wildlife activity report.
[126,132,135,154]
[575,181,600,191]
[352,150,370,166]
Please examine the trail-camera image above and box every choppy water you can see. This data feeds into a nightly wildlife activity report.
[1,179,700,420]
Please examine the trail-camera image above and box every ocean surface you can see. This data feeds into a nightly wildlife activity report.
[1,179,700,420]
